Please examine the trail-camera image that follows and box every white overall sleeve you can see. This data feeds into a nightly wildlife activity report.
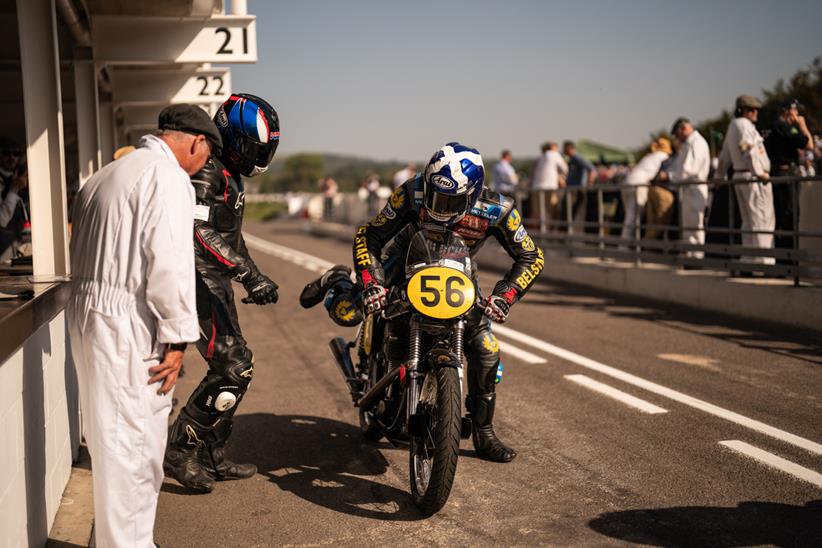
[140,163,199,344]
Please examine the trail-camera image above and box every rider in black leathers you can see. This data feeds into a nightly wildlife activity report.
[164,94,281,492]
[302,142,544,462]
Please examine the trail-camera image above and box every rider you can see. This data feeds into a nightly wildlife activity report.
[164,94,281,492]
[303,142,544,462]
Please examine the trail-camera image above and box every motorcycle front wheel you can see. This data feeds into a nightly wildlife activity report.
[409,366,461,515]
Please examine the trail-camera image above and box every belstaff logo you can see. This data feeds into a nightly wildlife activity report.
[522,236,536,252]
[506,209,521,232]
[371,214,388,227]
[431,175,456,190]
[335,300,356,322]
[482,333,500,353]
[390,187,405,209]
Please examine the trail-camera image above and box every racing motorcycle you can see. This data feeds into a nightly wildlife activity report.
[328,228,475,515]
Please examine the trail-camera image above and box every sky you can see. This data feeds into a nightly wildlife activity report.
[229,0,822,162]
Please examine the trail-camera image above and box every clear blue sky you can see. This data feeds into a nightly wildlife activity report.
[229,0,822,162]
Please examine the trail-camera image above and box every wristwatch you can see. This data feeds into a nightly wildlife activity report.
[168,342,187,351]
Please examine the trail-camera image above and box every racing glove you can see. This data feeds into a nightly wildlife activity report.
[362,283,388,314]
[483,283,518,323]
[242,273,279,305]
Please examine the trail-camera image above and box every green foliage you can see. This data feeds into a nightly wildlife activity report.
[243,201,288,221]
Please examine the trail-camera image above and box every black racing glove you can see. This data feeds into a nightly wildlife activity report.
[483,295,511,323]
[242,273,279,305]
[362,283,388,314]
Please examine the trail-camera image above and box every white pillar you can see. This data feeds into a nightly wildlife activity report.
[74,49,100,187]
[17,0,70,277]
[98,97,114,165]
[231,0,248,15]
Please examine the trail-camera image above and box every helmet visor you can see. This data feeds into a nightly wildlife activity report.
[425,190,469,220]
[241,138,278,173]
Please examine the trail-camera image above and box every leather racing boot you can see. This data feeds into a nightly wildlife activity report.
[199,418,257,481]
[164,410,215,492]
[466,392,517,463]
[299,265,352,309]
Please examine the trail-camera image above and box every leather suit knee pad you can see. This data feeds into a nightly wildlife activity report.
[188,359,254,422]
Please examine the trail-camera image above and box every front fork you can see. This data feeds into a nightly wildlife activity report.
[406,319,466,427]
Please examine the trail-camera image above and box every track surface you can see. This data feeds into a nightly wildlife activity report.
[155,219,822,546]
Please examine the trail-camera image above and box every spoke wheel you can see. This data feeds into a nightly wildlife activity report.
[409,366,461,515]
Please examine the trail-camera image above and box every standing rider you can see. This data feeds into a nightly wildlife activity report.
[305,142,544,462]
[165,94,281,492]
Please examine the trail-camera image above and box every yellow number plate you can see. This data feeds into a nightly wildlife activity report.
[407,267,475,319]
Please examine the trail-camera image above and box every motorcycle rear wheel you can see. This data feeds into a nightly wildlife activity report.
[409,366,461,515]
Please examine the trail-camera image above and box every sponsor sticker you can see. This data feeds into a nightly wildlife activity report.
[431,175,456,190]
[381,204,396,219]
[193,204,210,221]
[513,225,527,243]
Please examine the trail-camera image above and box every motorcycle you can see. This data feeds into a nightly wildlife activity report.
[328,228,476,515]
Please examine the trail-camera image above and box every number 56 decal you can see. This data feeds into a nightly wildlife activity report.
[407,267,475,319]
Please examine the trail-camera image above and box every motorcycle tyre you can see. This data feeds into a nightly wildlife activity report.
[409,366,461,515]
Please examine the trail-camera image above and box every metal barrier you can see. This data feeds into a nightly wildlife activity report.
[519,176,822,285]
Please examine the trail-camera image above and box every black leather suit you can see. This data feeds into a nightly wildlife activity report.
[169,157,265,454]
[352,176,544,434]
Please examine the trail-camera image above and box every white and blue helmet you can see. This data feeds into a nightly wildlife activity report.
[423,142,484,225]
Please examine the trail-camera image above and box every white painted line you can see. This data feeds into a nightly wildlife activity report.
[492,324,822,456]
[243,233,334,273]
[565,374,668,414]
[719,440,822,489]
[244,231,822,457]
[498,340,547,364]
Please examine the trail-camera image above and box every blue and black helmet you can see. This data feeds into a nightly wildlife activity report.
[423,142,484,225]
[213,93,280,177]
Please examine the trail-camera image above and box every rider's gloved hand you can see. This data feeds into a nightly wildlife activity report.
[242,273,279,305]
[362,283,388,314]
[483,294,511,323]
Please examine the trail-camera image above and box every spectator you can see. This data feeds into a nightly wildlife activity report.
[0,137,27,261]
[764,98,814,251]
[319,176,338,220]
[662,117,711,258]
[621,137,671,241]
[529,141,567,231]
[392,162,415,189]
[561,140,596,228]
[67,104,218,546]
[716,95,774,265]
[491,149,519,198]
[362,172,381,216]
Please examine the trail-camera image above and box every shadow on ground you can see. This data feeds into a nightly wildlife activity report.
[227,413,426,521]
[588,500,822,546]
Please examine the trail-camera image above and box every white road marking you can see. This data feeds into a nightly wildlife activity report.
[498,340,547,364]
[243,233,333,273]
[565,374,668,414]
[492,324,822,456]
[719,440,822,489]
[245,231,822,457]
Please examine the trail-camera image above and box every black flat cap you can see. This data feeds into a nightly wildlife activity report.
[158,104,223,154]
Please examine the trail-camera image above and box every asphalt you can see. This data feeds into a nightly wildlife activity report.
[153,219,822,547]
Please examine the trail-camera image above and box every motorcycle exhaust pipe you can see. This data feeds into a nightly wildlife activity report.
[358,367,400,412]
[328,337,360,400]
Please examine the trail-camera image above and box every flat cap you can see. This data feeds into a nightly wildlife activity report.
[735,94,762,110]
[158,104,223,153]
[778,97,801,111]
